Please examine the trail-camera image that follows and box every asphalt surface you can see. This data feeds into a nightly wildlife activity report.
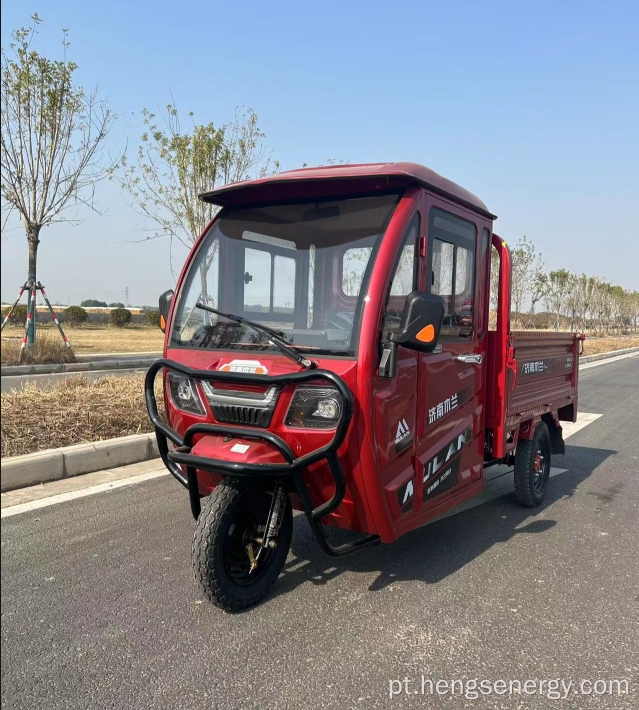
[2,357,638,709]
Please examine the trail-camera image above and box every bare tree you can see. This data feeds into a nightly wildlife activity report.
[564,273,582,332]
[590,279,613,335]
[573,274,596,333]
[610,285,632,335]
[1,14,117,343]
[544,269,571,331]
[115,103,277,290]
[631,291,639,334]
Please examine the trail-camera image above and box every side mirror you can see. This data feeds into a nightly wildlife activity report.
[378,292,445,378]
[391,291,445,352]
[158,289,174,333]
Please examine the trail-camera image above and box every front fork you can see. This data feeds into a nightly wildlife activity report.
[247,482,287,573]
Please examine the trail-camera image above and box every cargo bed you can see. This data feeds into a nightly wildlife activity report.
[486,329,583,457]
[507,331,582,425]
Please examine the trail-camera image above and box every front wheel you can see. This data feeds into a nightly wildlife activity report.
[514,422,552,508]
[193,479,292,612]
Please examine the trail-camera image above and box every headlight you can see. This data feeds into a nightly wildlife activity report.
[285,387,343,429]
[167,372,206,416]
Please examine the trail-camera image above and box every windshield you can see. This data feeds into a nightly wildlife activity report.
[169,191,401,356]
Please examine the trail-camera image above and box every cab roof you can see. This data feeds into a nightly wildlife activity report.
[199,162,496,220]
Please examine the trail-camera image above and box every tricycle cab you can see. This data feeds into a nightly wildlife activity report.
[147,162,580,609]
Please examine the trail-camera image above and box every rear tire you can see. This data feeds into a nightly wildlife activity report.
[514,422,551,508]
[193,479,292,612]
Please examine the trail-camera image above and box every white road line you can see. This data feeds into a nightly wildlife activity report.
[1,412,604,519]
[432,411,602,522]
[580,351,638,370]
[1,469,169,519]
[561,412,602,439]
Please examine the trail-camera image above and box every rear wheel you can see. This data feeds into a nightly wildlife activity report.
[514,422,551,507]
[193,479,292,612]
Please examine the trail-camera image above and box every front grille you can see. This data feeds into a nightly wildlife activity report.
[211,403,274,428]
[200,382,279,428]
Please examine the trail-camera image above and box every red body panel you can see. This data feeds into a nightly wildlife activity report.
[160,163,581,545]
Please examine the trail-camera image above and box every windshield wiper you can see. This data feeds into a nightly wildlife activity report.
[195,302,316,369]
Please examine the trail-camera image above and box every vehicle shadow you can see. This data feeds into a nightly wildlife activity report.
[273,443,616,600]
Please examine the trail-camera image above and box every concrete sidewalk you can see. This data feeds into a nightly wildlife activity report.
[1,433,160,493]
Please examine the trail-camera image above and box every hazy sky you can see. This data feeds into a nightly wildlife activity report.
[2,0,638,306]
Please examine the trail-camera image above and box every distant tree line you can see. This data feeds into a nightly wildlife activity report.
[491,236,639,334]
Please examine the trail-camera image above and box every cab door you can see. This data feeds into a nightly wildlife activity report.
[370,210,422,518]
[411,201,486,522]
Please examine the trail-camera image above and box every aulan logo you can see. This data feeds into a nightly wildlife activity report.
[395,419,411,446]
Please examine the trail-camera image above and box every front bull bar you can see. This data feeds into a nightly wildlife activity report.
[145,358,380,557]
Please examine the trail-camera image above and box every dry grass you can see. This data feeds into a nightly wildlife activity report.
[1,373,164,458]
[581,334,639,356]
[1,323,164,355]
[1,335,77,365]
[63,325,165,353]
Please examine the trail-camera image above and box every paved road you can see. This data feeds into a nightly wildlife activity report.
[1,353,161,392]
[2,357,638,709]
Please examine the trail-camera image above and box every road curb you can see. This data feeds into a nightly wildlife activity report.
[0,434,160,492]
[1,356,159,377]
[580,346,639,364]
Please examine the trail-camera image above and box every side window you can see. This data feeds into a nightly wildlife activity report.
[429,208,476,340]
[382,213,419,334]
[273,255,296,314]
[479,227,491,337]
[342,247,373,296]
[243,248,272,313]
[242,245,298,321]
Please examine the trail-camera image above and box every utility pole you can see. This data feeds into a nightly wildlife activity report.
[125,286,129,308]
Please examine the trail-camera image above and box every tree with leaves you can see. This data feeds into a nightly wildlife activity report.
[509,235,544,324]
[115,104,277,302]
[1,14,117,344]
[529,271,548,320]
[490,245,500,312]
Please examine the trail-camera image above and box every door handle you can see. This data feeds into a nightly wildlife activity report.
[455,353,483,365]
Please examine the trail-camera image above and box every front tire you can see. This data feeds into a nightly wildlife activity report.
[514,422,551,507]
[193,479,292,612]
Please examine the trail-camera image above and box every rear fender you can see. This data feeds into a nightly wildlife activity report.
[542,412,566,456]
[518,414,564,455]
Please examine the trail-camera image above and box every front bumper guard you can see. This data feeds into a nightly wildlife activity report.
[145,359,380,557]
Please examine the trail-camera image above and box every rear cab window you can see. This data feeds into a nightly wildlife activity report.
[428,208,477,340]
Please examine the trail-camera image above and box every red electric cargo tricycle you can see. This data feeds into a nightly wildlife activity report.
[146,162,583,611]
